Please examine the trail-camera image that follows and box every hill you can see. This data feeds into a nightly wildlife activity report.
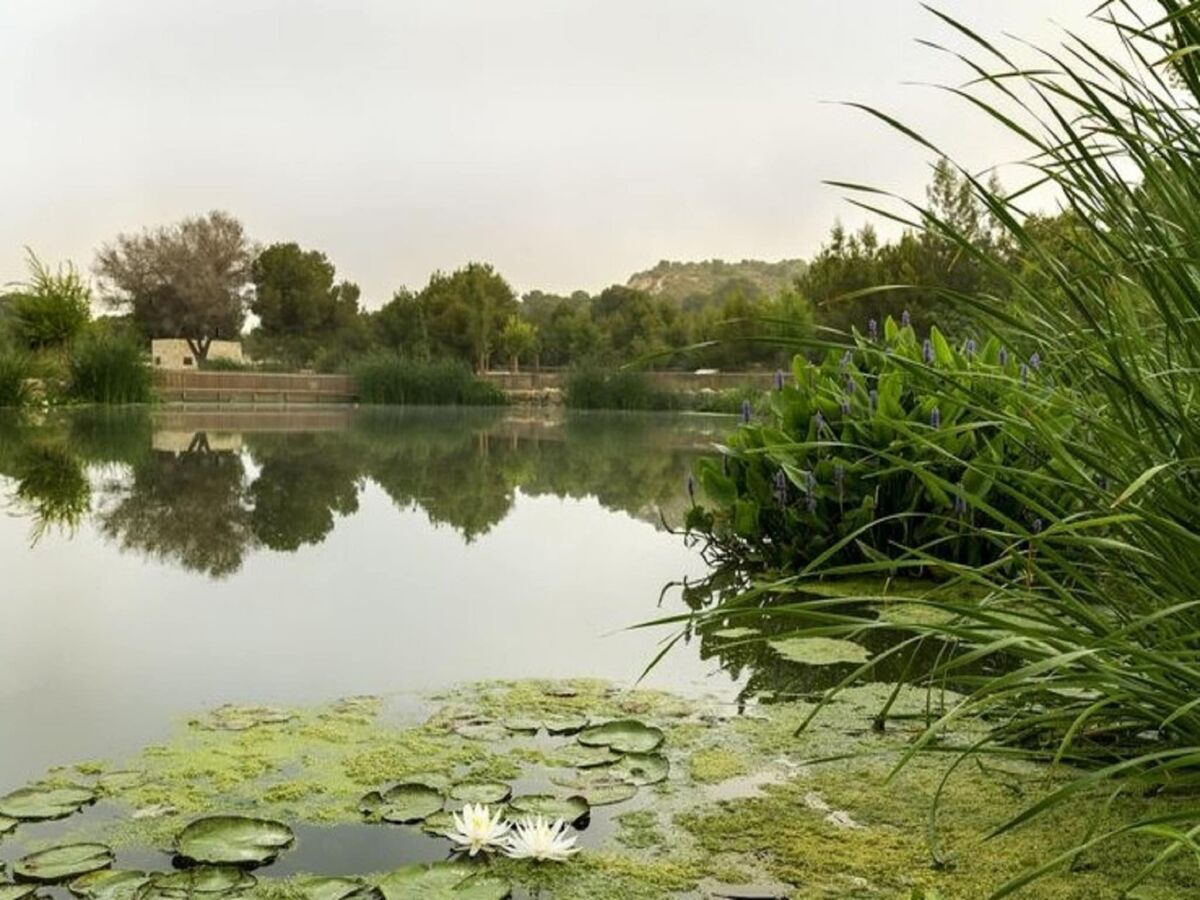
[626,258,806,304]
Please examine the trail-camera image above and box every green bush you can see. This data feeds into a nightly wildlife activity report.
[200,356,253,372]
[68,332,152,404]
[9,252,91,349]
[564,365,673,410]
[0,350,34,407]
[352,355,505,406]
[685,317,1073,570]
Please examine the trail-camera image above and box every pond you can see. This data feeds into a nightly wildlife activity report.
[0,406,741,792]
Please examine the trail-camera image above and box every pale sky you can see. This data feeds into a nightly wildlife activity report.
[0,1,1123,307]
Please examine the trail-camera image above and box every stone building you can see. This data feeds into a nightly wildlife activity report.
[150,339,244,369]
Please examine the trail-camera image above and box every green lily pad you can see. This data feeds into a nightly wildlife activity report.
[363,784,444,824]
[418,811,457,838]
[767,636,871,666]
[712,627,759,640]
[376,863,508,900]
[0,816,17,835]
[501,717,542,734]
[543,715,588,735]
[292,877,381,900]
[610,753,670,786]
[577,720,664,753]
[134,868,256,900]
[548,773,638,806]
[69,870,148,900]
[13,844,114,883]
[448,782,511,805]
[550,745,621,769]
[507,794,590,825]
[0,786,96,821]
[193,705,294,732]
[175,816,294,866]
[0,885,39,900]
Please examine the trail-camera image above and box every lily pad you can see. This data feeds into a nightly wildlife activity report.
[13,844,114,883]
[0,885,39,900]
[448,782,511,805]
[451,722,509,742]
[501,716,541,734]
[363,784,444,824]
[376,863,508,900]
[193,705,294,732]
[418,811,456,838]
[175,816,294,866]
[550,745,621,769]
[507,794,590,825]
[767,636,871,666]
[610,753,670,786]
[0,786,96,821]
[577,720,664,754]
[69,870,149,900]
[292,877,381,900]
[548,774,639,806]
[704,882,795,899]
[134,868,256,900]
[0,816,16,835]
[543,715,588,735]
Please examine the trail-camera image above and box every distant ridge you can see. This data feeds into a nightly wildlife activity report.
[626,258,805,303]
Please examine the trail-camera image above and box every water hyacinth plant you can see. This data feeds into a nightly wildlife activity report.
[672,3,1200,894]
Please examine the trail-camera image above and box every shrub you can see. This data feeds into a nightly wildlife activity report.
[564,365,673,410]
[9,251,91,349]
[686,318,1072,571]
[68,332,152,404]
[0,350,34,407]
[352,355,505,406]
[200,356,253,372]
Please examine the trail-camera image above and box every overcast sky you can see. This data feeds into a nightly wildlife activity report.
[0,1,1122,307]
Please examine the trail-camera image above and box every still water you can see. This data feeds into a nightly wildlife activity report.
[0,406,742,794]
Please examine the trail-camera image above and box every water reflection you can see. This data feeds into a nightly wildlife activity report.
[1,407,720,577]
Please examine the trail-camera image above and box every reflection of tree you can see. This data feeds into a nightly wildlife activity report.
[11,443,92,542]
[244,433,362,551]
[98,444,253,578]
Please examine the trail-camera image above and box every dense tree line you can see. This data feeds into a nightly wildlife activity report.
[1,159,1081,375]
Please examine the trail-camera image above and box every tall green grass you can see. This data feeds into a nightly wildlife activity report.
[352,354,506,406]
[564,365,672,410]
[67,333,152,404]
[0,351,34,407]
[668,4,1200,894]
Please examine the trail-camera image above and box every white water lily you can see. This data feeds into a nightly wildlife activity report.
[449,803,511,856]
[503,816,581,862]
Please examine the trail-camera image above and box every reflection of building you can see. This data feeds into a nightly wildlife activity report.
[151,339,243,370]
[152,430,243,454]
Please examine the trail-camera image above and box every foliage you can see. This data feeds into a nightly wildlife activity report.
[498,315,538,372]
[249,242,364,368]
[686,318,1070,570]
[563,365,672,411]
[0,350,34,408]
[67,331,152,404]
[626,258,806,304]
[352,355,506,406]
[7,250,92,349]
[94,211,252,361]
[418,263,519,371]
[671,4,1200,895]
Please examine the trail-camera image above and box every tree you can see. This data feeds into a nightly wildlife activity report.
[371,288,431,358]
[94,211,253,361]
[499,315,538,372]
[7,250,91,349]
[419,263,518,371]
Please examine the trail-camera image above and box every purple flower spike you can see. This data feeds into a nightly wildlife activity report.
[840,397,851,415]
[869,389,878,411]
[999,347,1009,366]
[845,376,856,395]
[1032,518,1044,535]
[814,411,825,433]
[965,338,977,357]
[930,407,941,428]
[901,309,911,327]
[686,473,696,503]
[954,495,968,515]
[834,464,845,484]
[868,318,878,340]
[1030,352,1041,369]
[772,469,788,505]
[806,494,818,514]
[922,339,934,365]
[840,350,853,371]
[721,454,730,476]
[773,369,785,391]
[1020,363,1029,386]
[741,399,753,423]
